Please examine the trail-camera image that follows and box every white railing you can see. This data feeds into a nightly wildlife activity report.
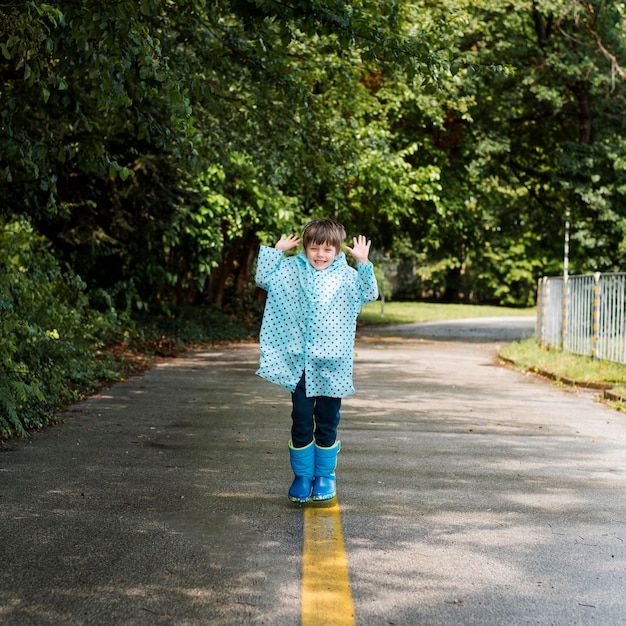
[537,273,626,364]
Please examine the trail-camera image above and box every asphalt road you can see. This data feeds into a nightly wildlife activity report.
[364,315,537,342]
[2,316,626,625]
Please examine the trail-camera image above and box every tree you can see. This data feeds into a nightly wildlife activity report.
[2,1,453,311]
[7,1,624,310]
[456,0,626,292]
[386,0,626,304]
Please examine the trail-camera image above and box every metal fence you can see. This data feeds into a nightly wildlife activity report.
[537,273,626,364]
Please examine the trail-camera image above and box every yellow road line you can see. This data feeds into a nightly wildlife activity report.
[302,500,356,626]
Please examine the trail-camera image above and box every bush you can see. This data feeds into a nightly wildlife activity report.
[0,218,262,441]
[0,220,129,439]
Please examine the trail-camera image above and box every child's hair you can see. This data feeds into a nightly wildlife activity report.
[302,219,346,253]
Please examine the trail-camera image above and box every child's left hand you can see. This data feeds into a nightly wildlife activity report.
[345,235,372,264]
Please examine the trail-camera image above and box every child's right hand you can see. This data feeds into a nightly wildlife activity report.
[275,234,301,252]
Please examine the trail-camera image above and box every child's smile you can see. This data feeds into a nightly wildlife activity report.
[305,243,338,270]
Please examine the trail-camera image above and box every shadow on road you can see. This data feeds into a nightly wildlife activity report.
[360,315,536,343]
[2,321,626,625]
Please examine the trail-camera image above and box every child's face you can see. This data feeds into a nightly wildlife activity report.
[305,242,339,271]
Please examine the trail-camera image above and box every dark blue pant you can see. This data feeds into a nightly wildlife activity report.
[291,374,341,448]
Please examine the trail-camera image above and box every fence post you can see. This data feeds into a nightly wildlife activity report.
[561,275,568,350]
[538,277,547,347]
[535,278,541,345]
[592,272,601,359]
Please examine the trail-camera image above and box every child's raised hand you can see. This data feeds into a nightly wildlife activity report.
[275,234,301,252]
[345,235,372,264]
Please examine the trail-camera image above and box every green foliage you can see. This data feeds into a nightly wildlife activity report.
[3,0,626,433]
[4,0,626,313]
[0,219,131,439]
[0,0,455,313]
[133,304,260,346]
[446,0,626,287]
[0,1,192,212]
[0,216,260,440]
[501,337,626,385]
[339,0,626,306]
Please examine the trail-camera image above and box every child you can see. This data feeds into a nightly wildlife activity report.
[255,219,379,503]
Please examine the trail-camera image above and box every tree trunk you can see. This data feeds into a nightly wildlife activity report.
[207,236,242,308]
[235,231,260,295]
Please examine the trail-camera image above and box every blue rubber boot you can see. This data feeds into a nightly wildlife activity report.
[288,440,315,503]
[312,440,340,502]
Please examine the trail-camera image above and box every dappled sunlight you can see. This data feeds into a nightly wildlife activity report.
[344,490,626,621]
[4,340,626,624]
[206,492,282,501]
[0,597,71,624]
[335,341,626,622]
[502,490,589,511]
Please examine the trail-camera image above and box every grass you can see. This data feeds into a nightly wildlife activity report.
[500,338,626,386]
[500,338,626,412]
[359,301,536,325]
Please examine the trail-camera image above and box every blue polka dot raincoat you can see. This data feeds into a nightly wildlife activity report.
[255,246,379,398]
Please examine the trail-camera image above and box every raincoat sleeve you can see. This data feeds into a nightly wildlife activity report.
[357,261,379,305]
[255,245,284,291]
